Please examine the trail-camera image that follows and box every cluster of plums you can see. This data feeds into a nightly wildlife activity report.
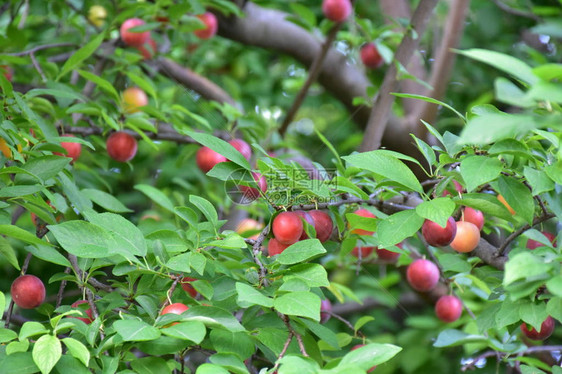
[55,130,138,164]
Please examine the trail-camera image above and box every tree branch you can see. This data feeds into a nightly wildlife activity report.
[491,0,541,22]
[409,0,470,136]
[156,57,237,106]
[279,23,341,136]
[360,0,439,152]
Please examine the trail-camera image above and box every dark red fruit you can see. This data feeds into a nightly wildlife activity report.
[11,275,46,309]
[527,232,556,250]
[322,0,352,22]
[239,172,267,202]
[106,131,138,162]
[406,259,440,292]
[376,242,403,261]
[294,210,315,240]
[180,277,198,298]
[196,146,227,173]
[520,316,555,341]
[462,207,484,231]
[54,134,81,162]
[120,18,150,47]
[435,295,462,323]
[272,212,303,245]
[228,139,252,161]
[308,210,333,242]
[194,12,218,39]
[70,300,94,324]
[351,246,374,258]
[422,217,457,247]
[268,238,290,256]
[360,43,383,69]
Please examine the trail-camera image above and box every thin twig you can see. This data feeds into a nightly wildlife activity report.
[280,313,308,357]
[252,225,270,286]
[30,53,46,82]
[279,23,341,136]
[490,0,541,21]
[498,213,555,254]
[56,267,72,308]
[165,276,181,307]
[272,331,294,372]
[6,42,76,56]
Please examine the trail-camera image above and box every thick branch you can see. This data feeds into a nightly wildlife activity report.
[157,57,237,106]
[409,0,470,135]
[279,23,341,136]
[360,0,439,152]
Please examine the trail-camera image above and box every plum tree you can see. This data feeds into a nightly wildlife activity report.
[229,139,252,161]
[461,207,484,230]
[294,210,315,240]
[360,43,384,69]
[196,146,227,173]
[122,87,148,113]
[308,210,333,242]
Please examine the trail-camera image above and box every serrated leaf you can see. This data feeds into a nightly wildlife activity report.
[415,198,455,228]
[48,221,111,258]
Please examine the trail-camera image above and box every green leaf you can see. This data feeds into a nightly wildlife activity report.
[114,320,161,342]
[415,198,456,228]
[196,364,230,374]
[189,195,218,227]
[343,151,423,193]
[0,225,51,247]
[32,335,61,374]
[0,351,39,374]
[497,175,535,224]
[161,321,206,344]
[210,330,256,360]
[276,239,326,265]
[61,338,90,367]
[460,156,503,192]
[453,193,514,221]
[456,49,538,85]
[48,221,112,258]
[59,34,105,79]
[274,291,321,321]
[377,210,424,247]
[130,357,170,374]
[519,302,548,331]
[185,131,251,171]
[546,276,562,298]
[523,167,555,196]
[410,134,436,168]
[0,236,19,270]
[433,329,488,347]
[85,212,147,257]
[0,292,4,318]
[76,70,119,102]
[166,253,192,273]
[236,282,274,308]
[546,297,562,324]
[544,160,562,185]
[392,93,465,120]
[504,252,551,287]
[81,189,133,213]
[184,306,245,332]
[57,172,92,212]
[458,113,536,146]
[16,156,70,185]
[135,184,174,212]
[436,253,471,273]
[338,343,402,369]
[278,355,320,374]
[0,328,17,343]
[495,299,522,329]
[284,263,330,288]
[26,244,71,267]
[19,322,49,340]
[6,340,29,355]
[0,185,43,197]
[298,318,339,349]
